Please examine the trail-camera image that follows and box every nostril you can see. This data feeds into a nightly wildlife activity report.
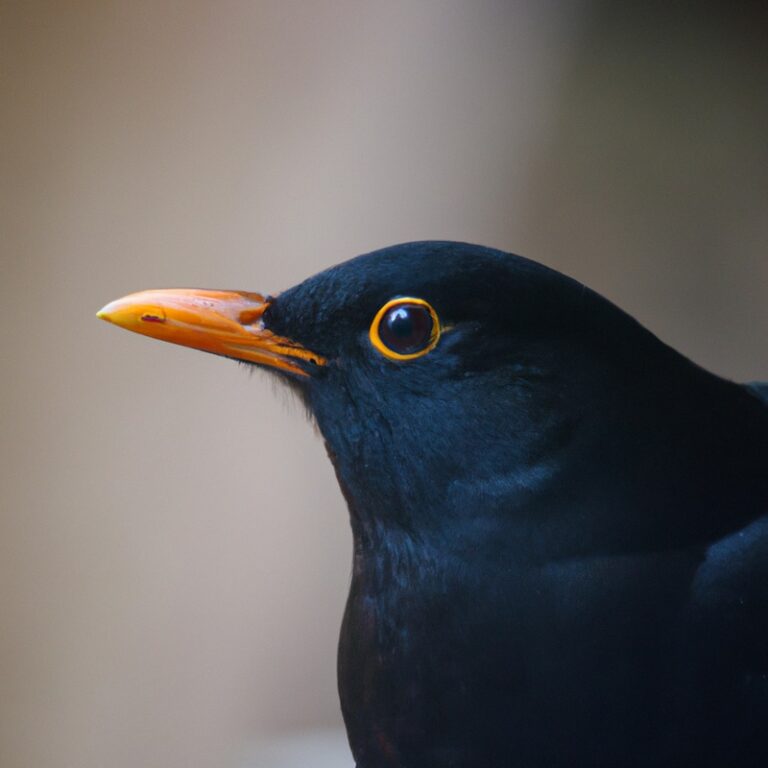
[140,313,165,323]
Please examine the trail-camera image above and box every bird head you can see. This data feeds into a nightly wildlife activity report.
[98,241,745,560]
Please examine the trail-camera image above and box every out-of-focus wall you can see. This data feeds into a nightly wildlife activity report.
[1,2,765,767]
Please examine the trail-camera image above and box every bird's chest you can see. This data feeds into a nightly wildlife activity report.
[337,550,700,768]
[338,562,494,768]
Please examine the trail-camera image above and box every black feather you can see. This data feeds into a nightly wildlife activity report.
[259,242,768,767]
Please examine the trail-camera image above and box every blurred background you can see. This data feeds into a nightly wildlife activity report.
[2,2,767,766]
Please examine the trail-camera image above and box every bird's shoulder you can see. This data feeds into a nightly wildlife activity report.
[682,515,768,736]
[747,381,768,407]
[690,514,768,619]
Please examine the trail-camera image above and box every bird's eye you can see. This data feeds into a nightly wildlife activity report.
[369,298,440,360]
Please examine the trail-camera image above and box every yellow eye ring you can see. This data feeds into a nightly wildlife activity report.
[369,297,441,361]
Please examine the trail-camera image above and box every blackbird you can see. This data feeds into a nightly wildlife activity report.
[99,241,768,768]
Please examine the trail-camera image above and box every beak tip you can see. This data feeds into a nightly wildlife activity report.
[96,305,114,323]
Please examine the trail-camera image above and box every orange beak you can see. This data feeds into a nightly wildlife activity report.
[96,289,324,377]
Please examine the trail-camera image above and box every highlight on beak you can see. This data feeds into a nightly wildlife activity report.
[97,288,324,376]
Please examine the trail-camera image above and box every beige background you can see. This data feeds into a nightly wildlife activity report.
[2,2,766,767]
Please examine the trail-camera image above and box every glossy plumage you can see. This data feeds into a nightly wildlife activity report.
[268,243,768,768]
[102,242,768,767]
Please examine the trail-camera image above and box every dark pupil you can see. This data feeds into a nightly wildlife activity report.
[379,304,433,355]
